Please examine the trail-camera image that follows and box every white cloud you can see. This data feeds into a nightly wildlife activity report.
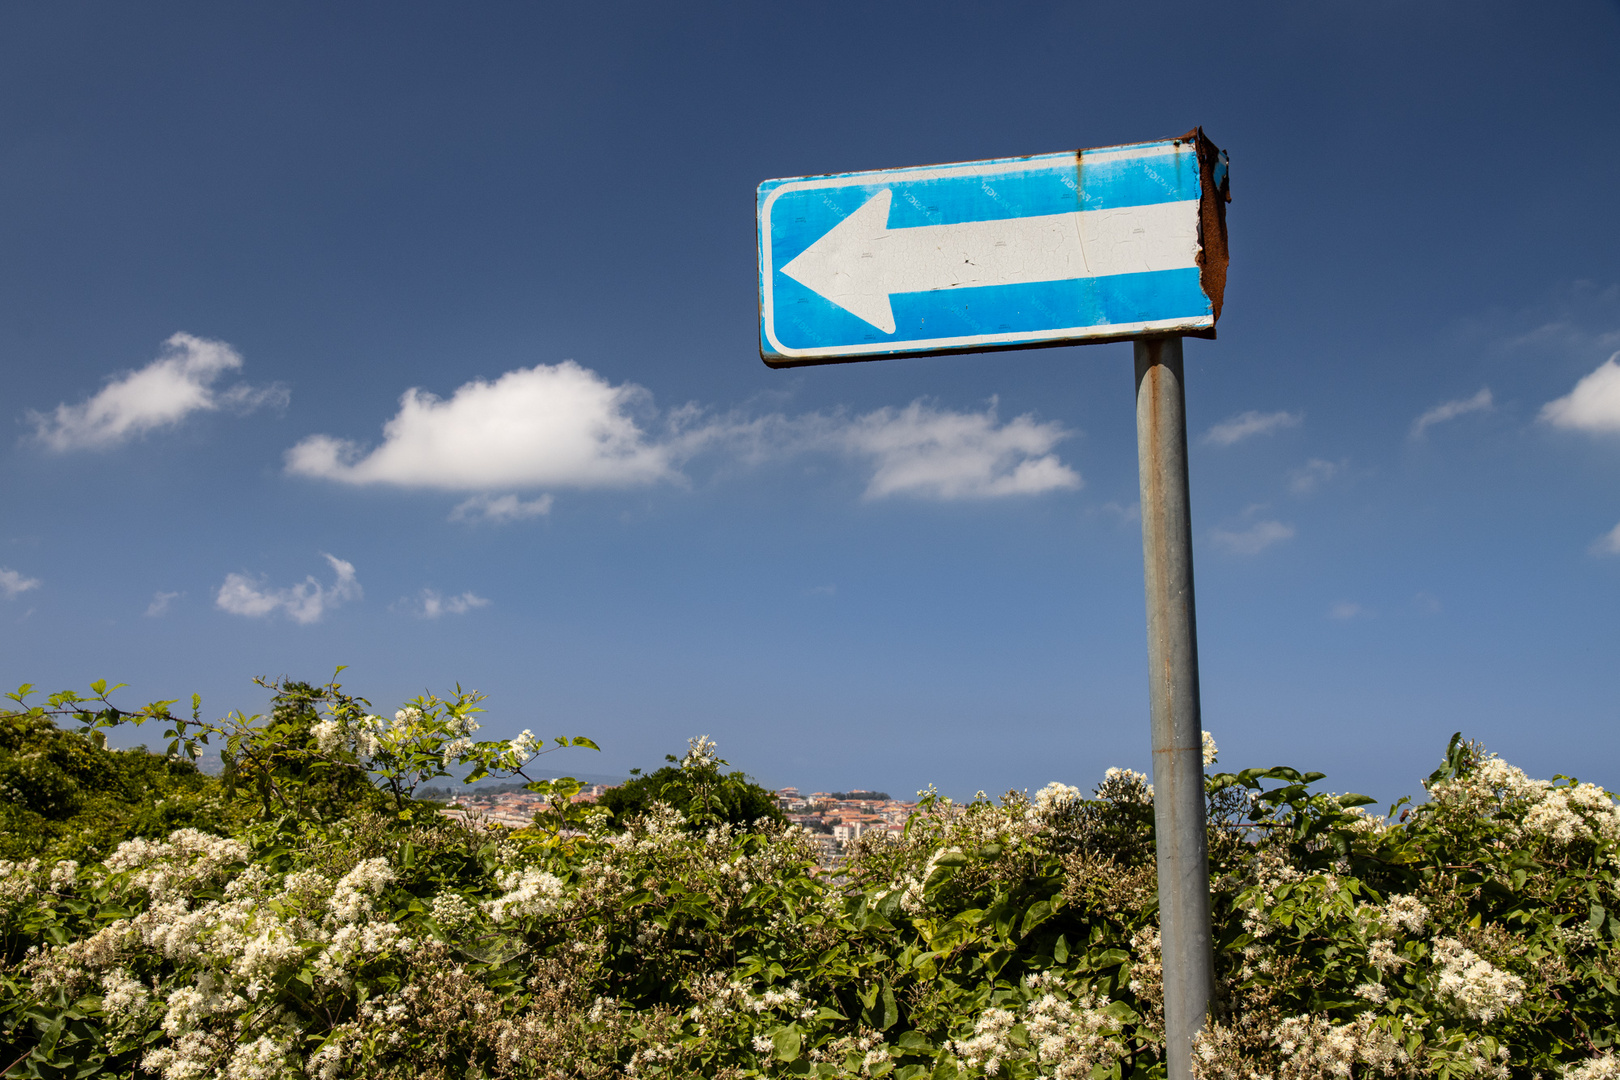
[396,589,491,618]
[285,361,1081,505]
[1,568,41,599]
[145,591,181,617]
[1329,601,1369,620]
[1210,520,1295,555]
[28,333,288,451]
[1541,354,1620,434]
[1203,410,1302,447]
[449,493,555,523]
[1410,387,1493,439]
[1591,521,1620,556]
[285,361,673,490]
[834,399,1079,500]
[1413,592,1442,614]
[216,554,359,624]
[1096,500,1141,525]
[1287,458,1342,495]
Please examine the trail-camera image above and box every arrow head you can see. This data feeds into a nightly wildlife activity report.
[780,189,897,334]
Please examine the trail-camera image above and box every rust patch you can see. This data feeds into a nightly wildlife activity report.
[1186,127,1230,325]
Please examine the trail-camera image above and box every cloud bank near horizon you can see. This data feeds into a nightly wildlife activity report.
[285,362,1081,507]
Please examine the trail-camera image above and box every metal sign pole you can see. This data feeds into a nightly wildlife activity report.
[1134,335,1214,1080]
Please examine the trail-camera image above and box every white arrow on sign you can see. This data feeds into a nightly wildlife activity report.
[779,189,1201,334]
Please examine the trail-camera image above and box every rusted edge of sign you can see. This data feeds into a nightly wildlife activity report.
[1189,127,1231,326]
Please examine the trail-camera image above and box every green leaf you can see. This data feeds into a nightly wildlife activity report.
[1021,900,1053,936]
[773,1025,802,1061]
[895,1031,934,1053]
[879,981,898,1030]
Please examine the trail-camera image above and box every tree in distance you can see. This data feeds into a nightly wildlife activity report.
[597,736,785,832]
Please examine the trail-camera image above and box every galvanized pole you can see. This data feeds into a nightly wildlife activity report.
[1133,336,1214,1080]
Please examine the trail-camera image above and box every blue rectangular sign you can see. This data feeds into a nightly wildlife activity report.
[757,130,1229,367]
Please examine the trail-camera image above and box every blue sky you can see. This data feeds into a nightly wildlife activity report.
[3,1,1619,802]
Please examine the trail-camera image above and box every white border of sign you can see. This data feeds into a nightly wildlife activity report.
[759,143,1214,361]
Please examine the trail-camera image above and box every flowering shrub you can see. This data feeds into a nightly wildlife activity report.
[1,681,1618,1079]
[595,736,787,833]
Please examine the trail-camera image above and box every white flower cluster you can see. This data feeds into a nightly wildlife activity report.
[1351,893,1429,980]
[1432,937,1525,1022]
[1367,938,1408,974]
[310,713,386,758]
[1203,730,1218,767]
[1525,781,1620,845]
[1025,781,1084,826]
[223,1034,291,1080]
[682,734,720,770]
[430,891,478,933]
[625,1041,678,1075]
[1100,767,1154,803]
[0,859,40,906]
[49,859,79,890]
[21,840,416,1080]
[1353,981,1388,1004]
[951,974,1124,1079]
[306,1028,360,1080]
[1236,848,1307,942]
[143,1031,229,1080]
[952,1007,1016,1074]
[1438,1036,1512,1080]
[329,858,395,924]
[1269,1014,1408,1080]
[685,975,753,1022]
[1127,925,1165,1031]
[374,703,482,767]
[310,718,342,753]
[1340,805,1388,835]
[99,967,149,1021]
[738,983,814,1022]
[484,867,565,921]
[313,922,401,987]
[897,846,963,916]
[808,1029,890,1073]
[508,729,539,760]
[1564,1052,1620,1080]
[1381,894,1430,935]
[104,829,250,902]
[1428,756,1620,850]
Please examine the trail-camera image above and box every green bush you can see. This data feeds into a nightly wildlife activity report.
[1,676,1618,1080]
[0,704,219,865]
[596,739,786,833]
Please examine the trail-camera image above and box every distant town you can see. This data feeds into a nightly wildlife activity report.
[438,783,918,857]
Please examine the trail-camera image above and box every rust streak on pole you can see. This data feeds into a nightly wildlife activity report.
[1134,336,1214,1080]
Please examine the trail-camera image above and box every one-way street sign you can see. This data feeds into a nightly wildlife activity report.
[757,130,1229,367]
